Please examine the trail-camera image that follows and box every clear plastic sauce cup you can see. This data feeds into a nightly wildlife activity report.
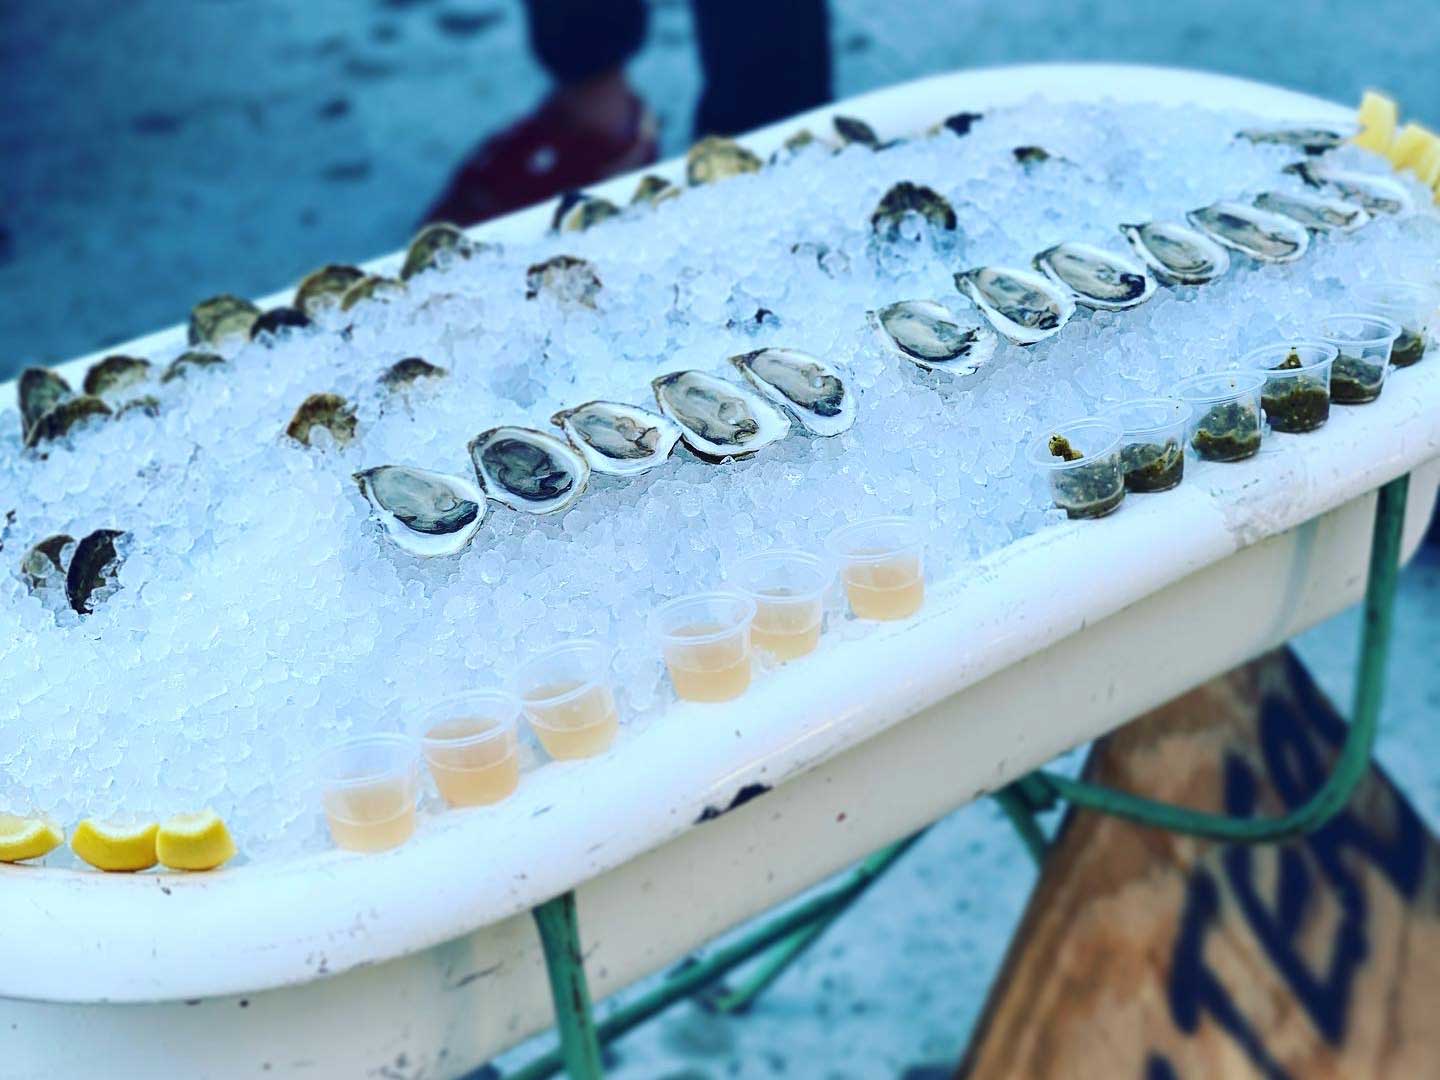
[1028,417,1125,516]
[1353,280,1436,367]
[1243,341,1337,434]
[317,733,421,853]
[419,691,521,806]
[652,593,757,702]
[726,550,834,661]
[1174,371,1264,461]
[824,516,926,620]
[1099,399,1189,493]
[514,640,621,758]
[1316,313,1401,404]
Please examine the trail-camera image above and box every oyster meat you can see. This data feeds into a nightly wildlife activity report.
[1253,190,1369,233]
[729,348,854,437]
[469,427,589,514]
[871,300,998,376]
[161,351,225,383]
[18,368,72,441]
[652,370,790,461]
[21,534,73,593]
[1033,243,1155,311]
[1285,162,1413,215]
[1237,124,1354,155]
[686,136,761,185]
[400,222,476,280]
[24,396,113,449]
[871,182,956,240]
[83,355,151,397]
[1118,221,1231,286]
[294,264,366,316]
[552,191,622,233]
[551,400,683,477]
[354,465,485,557]
[631,174,679,207]
[953,266,1075,346]
[379,357,448,392]
[1186,201,1309,263]
[66,528,125,615]
[525,255,602,308]
[286,393,357,448]
[189,294,260,348]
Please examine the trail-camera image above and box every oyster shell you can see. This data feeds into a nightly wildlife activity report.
[82,355,151,397]
[115,396,161,420]
[871,182,956,240]
[1033,243,1155,311]
[400,222,474,280]
[18,368,72,441]
[1237,124,1354,155]
[686,136,761,185]
[21,534,73,592]
[379,357,448,392]
[161,351,226,383]
[1253,190,1369,233]
[940,111,983,137]
[285,393,357,448]
[24,396,113,449]
[552,191,622,233]
[1284,162,1413,215]
[353,465,485,557]
[1118,221,1230,286]
[1013,145,1058,169]
[651,370,790,461]
[953,266,1075,346]
[631,174,679,207]
[189,294,260,348]
[1186,201,1309,263]
[250,306,313,340]
[468,426,589,514]
[525,255,602,308]
[833,115,880,148]
[66,528,125,615]
[729,348,854,437]
[340,275,404,312]
[294,264,366,316]
[871,300,998,376]
[551,400,683,477]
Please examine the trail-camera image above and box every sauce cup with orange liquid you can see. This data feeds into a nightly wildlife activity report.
[515,640,621,759]
[725,550,834,662]
[419,691,521,807]
[317,733,421,854]
[652,592,758,703]
[825,516,926,621]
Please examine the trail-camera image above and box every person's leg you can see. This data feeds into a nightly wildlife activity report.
[690,0,833,137]
[421,0,656,227]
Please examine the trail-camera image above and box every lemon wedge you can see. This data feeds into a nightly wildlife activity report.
[156,811,236,871]
[0,814,64,863]
[1353,90,1398,155]
[1387,122,1437,171]
[71,819,160,872]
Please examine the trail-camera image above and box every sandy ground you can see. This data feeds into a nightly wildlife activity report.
[6,3,1440,1076]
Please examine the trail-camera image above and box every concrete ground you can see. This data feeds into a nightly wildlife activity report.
[6,3,1440,1076]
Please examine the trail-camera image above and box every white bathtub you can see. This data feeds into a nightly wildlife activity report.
[3,63,1439,1079]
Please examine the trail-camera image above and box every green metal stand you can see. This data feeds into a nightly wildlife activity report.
[531,892,606,1080]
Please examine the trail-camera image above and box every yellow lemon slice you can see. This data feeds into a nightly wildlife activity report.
[71,819,160,872]
[0,813,64,863]
[1353,90,1398,155]
[156,811,237,871]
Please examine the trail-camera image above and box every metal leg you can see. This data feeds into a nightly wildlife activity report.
[992,786,1049,866]
[531,892,606,1080]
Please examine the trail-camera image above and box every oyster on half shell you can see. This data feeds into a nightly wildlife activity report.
[871,182,956,241]
[1253,190,1369,233]
[729,348,854,437]
[294,264,366,316]
[24,396,113,449]
[469,427,589,514]
[354,465,485,557]
[18,368,72,441]
[652,370,790,461]
[189,294,260,348]
[1033,243,1155,311]
[525,256,602,308]
[286,393,357,448]
[1118,221,1231,286]
[871,300,998,376]
[686,136,762,185]
[83,355,151,397]
[953,266,1075,346]
[66,528,126,615]
[1237,124,1354,155]
[1186,201,1309,264]
[552,191,622,233]
[1284,162,1413,215]
[551,400,682,477]
[401,222,477,280]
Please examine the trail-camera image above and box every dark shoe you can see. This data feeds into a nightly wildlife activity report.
[421,93,657,227]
